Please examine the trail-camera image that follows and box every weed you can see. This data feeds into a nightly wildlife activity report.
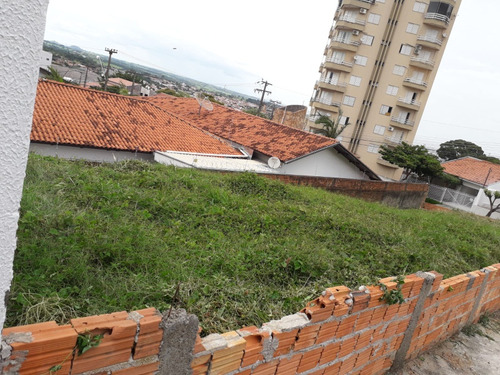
[378,275,406,305]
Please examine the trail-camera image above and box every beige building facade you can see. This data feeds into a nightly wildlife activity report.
[308,0,461,180]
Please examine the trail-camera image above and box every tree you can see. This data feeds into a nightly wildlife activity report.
[379,142,443,180]
[46,66,64,82]
[313,109,350,139]
[243,108,270,119]
[484,189,500,218]
[437,139,485,161]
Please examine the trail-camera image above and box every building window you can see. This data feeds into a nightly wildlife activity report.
[393,65,406,76]
[386,85,399,96]
[361,35,374,46]
[400,44,412,55]
[355,55,368,66]
[374,125,386,135]
[406,23,419,34]
[367,144,380,153]
[349,75,362,86]
[368,13,381,24]
[343,95,356,107]
[376,0,385,3]
[380,105,392,115]
[413,2,427,13]
[428,2,454,18]
[339,116,350,125]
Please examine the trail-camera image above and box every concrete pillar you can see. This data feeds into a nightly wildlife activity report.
[0,0,50,333]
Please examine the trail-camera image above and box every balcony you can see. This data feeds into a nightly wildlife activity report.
[384,137,404,147]
[330,37,361,52]
[390,117,415,131]
[324,57,354,73]
[403,77,428,91]
[396,97,421,111]
[310,97,341,113]
[409,57,435,70]
[423,13,450,28]
[340,0,375,8]
[417,35,443,50]
[336,15,366,32]
[377,157,399,168]
[316,78,348,93]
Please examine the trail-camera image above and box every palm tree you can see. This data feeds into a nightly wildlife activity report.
[313,109,350,139]
[46,66,64,82]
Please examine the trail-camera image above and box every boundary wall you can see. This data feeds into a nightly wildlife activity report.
[260,174,428,209]
[1,264,499,375]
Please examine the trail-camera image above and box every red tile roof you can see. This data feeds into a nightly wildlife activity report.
[32,80,240,156]
[442,157,500,186]
[146,96,337,162]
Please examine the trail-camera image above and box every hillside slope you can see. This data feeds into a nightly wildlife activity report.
[7,155,500,333]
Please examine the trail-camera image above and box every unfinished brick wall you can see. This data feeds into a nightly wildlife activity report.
[260,174,429,209]
[2,264,499,375]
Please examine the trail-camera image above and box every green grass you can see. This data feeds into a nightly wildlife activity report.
[6,155,500,334]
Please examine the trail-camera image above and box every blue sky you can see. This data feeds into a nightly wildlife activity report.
[44,0,500,157]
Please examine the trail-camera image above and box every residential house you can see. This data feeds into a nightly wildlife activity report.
[146,95,380,180]
[31,80,242,162]
[442,157,500,219]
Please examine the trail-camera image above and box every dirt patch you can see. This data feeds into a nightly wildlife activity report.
[422,202,451,212]
[393,311,500,375]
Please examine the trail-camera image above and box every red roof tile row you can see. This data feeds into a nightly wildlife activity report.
[146,96,337,162]
[32,80,240,156]
[442,157,500,186]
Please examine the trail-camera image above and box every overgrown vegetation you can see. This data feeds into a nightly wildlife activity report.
[7,155,500,334]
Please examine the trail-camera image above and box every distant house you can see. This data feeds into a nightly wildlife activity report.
[31,80,242,162]
[147,95,380,180]
[442,157,500,218]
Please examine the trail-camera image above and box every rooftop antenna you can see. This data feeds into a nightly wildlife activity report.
[194,92,214,115]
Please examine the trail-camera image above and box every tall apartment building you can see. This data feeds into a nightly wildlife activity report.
[309,0,461,180]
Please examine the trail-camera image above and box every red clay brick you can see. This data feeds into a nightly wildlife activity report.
[316,320,340,344]
[297,347,323,373]
[275,353,302,374]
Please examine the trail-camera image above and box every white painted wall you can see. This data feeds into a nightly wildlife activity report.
[279,148,370,180]
[0,0,50,334]
[41,50,52,70]
[471,183,500,219]
[30,143,154,163]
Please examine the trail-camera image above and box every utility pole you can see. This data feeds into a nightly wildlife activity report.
[255,79,272,114]
[83,66,89,88]
[103,48,118,91]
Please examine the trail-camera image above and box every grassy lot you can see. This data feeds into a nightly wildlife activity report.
[6,155,500,334]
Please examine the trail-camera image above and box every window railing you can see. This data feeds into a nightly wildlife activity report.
[385,137,404,145]
[397,98,421,107]
[318,78,348,87]
[424,13,450,24]
[338,15,366,26]
[410,57,435,66]
[404,77,428,87]
[391,117,415,126]
[331,37,361,46]
[325,57,354,67]
[311,97,342,107]
[417,35,443,46]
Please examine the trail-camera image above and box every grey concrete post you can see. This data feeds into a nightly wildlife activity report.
[158,309,199,375]
[391,271,436,370]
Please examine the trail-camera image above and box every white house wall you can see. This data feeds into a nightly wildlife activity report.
[279,148,370,180]
[30,143,154,163]
[471,182,500,219]
[0,0,49,333]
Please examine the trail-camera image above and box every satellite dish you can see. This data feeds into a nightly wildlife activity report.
[195,92,214,114]
[268,157,281,169]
